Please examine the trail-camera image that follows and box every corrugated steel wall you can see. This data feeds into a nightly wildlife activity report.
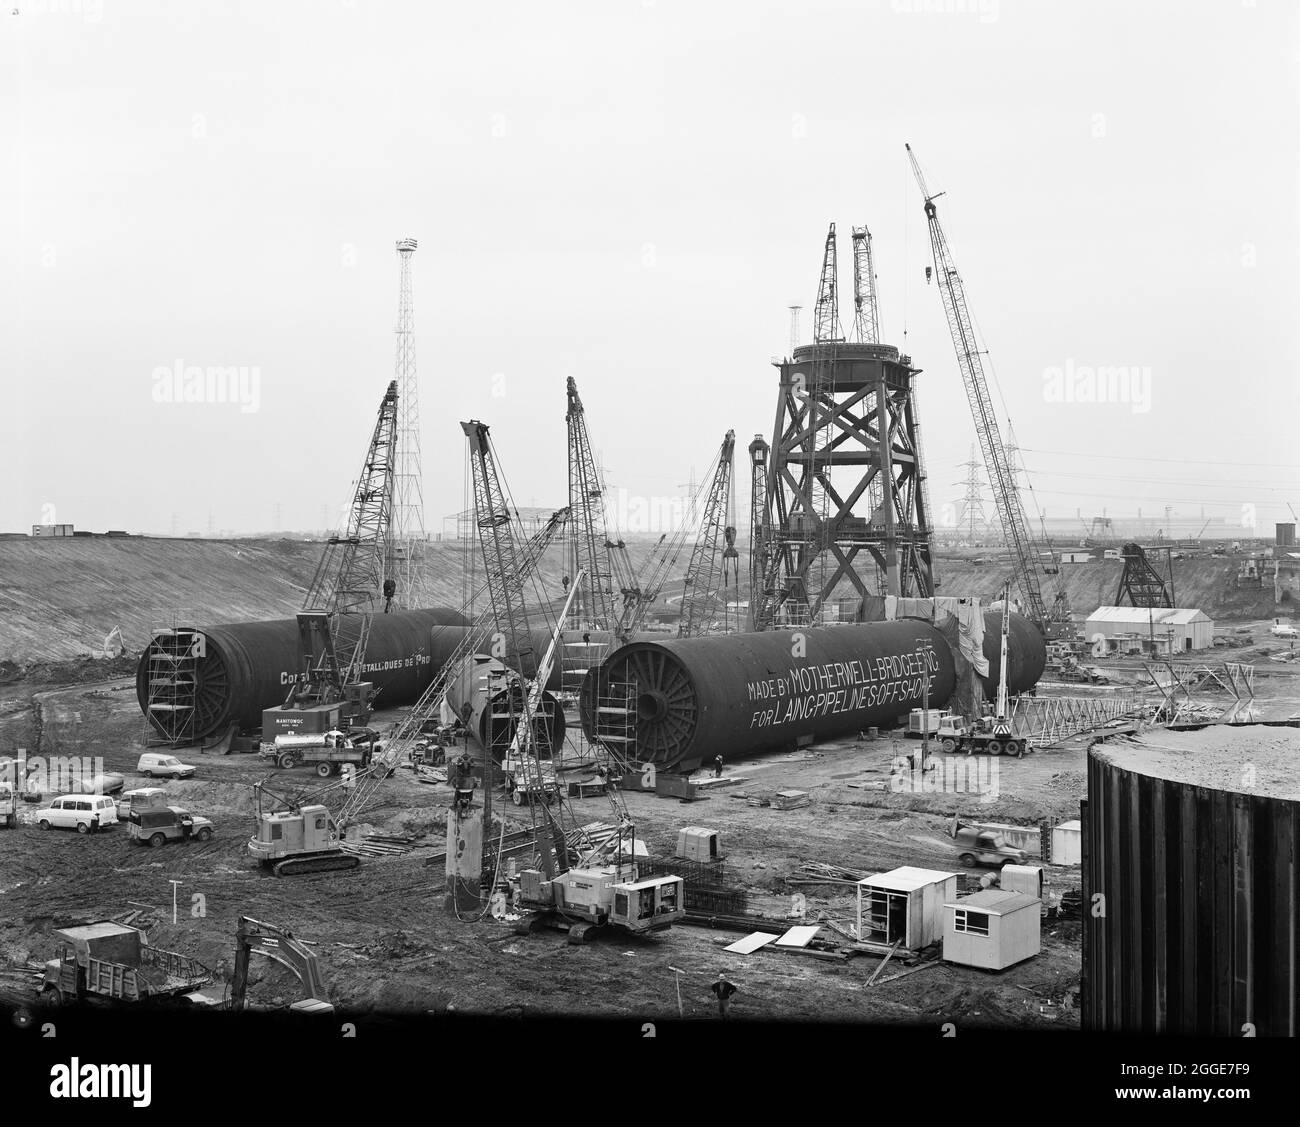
[1083,749,1299,1035]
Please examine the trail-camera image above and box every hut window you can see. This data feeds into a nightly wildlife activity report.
[954,910,990,936]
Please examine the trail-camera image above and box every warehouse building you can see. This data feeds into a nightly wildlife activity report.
[1084,606,1214,654]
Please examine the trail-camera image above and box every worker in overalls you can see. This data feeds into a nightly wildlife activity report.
[710,972,737,1018]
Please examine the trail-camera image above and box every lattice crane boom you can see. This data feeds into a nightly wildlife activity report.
[566,378,619,631]
[851,225,880,344]
[814,223,841,343]
[678,430,738,637]
[611,449,721,640]
[288,380,399,708]
[332,506,570,830]
[907,144,1049,629]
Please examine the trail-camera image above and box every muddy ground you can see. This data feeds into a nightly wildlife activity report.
[1,647,1296,1028]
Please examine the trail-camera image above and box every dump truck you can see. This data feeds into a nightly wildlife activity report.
[513,865,685,944]
[39,922,212,1006]
[259,730,378,778]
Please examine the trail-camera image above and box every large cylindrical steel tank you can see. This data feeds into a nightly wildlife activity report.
[580,621,958,773]
[978,612,1047,698]
[1084,730,1300,1035]
[443,655,566,758]
[431,626,651,692]
[136,609,469,740]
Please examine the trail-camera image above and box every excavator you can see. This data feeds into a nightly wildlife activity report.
[229,916,333,1014]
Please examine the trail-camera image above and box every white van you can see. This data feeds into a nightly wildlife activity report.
[137,753,196,779]
[34,795,119,834]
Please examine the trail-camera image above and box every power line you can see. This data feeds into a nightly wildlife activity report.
[1017,446,1300,471]
[974,467,1296,492]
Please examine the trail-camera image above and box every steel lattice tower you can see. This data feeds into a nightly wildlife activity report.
[955,444,991,541]
[750,223,935,629]
[392,237,429,607]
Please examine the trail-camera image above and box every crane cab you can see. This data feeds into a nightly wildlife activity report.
[247,804,338,863]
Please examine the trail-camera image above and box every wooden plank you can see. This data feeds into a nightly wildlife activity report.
[775,925,821,948]
[866,939,903,985]
[873,960,942,986]
[724,932,780,955]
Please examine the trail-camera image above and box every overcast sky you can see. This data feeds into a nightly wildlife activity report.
[2,0,1296,539]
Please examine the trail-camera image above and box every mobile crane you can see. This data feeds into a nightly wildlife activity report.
[268,380,399,737]
[243,511,574,877]
[677,430,739,637]
[246,778,359,876]
[460,419,684,941]
[932,582,1029,757]
[907,145,1070,640]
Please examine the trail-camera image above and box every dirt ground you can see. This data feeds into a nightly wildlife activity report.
[1,649,1295,1028]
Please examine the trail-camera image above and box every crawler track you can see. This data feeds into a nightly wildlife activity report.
[270,852,361,877]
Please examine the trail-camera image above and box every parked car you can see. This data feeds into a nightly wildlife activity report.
[128,806,214,847]
[34,795,119,834]
[137,753,196,779]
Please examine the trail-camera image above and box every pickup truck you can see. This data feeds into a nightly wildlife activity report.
[953,826,1029,869]
[129,806,214,848]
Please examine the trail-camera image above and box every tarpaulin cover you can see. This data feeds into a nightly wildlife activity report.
[885,596,987,723]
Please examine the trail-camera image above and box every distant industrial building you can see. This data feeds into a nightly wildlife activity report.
[1277,522,1296,548]
[1084,606,1213,654]
[31,524,74,537]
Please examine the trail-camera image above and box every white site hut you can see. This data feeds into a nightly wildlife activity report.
[856,867,958,950]
[943,889,1042,971]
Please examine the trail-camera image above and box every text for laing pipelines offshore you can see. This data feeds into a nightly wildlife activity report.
[746,646,940,728]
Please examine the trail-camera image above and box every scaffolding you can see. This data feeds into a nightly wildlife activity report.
[592,682,638,775]
[142,614,203,747]
[560,635,607,699]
